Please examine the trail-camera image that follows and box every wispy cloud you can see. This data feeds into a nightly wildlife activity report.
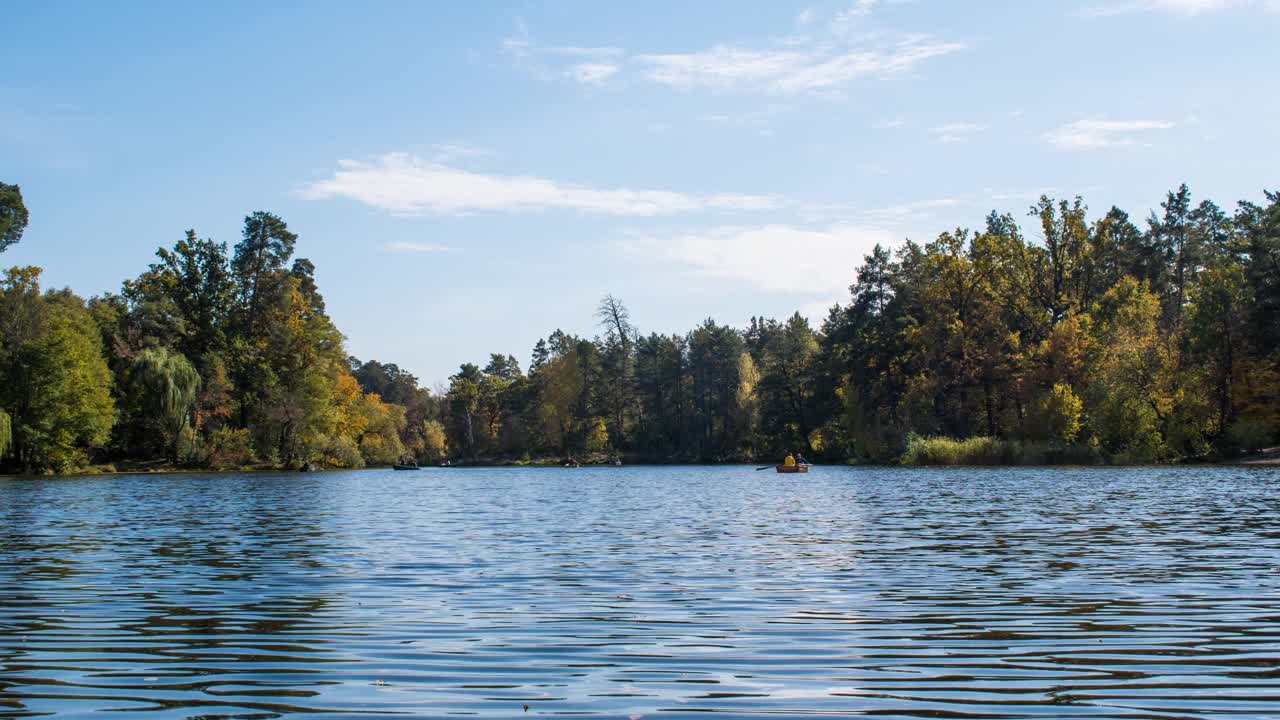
[858,196,964,221]
[929,122,986,143]
[830,0,880,35]
[798,190,1062,227]
[637,35,966,94]
[430,142,495,164]
[303,153,784,216]
[1044,118,1174,149]
[384,241,455,253]
[505,4,965,95]
[984,187,1061,203]
[620,223,898,295]
[503,26,626,85]
[1079,0,1276,15]
[568,62,620,84]
[703,103,791,128]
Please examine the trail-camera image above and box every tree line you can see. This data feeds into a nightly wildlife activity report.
[0,182,1277,472]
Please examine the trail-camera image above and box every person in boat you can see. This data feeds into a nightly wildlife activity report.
[794,451,809,466]
[783,451,796,467]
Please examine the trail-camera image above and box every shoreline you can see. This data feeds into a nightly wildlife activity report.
[1238,447,1280,465]
[4,453,1278,479]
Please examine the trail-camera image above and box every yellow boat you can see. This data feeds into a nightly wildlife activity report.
[776,464,809,473]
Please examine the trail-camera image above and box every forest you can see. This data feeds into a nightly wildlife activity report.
[0,180,1277,472]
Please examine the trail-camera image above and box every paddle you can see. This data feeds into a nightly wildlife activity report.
[755,465,774,471]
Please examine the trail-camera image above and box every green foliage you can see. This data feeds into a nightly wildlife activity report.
[734,352,761,456]
[585,417,609,453]
[901,434,1096,466]
[1087,278,1173,461]
[0,409,11,459]
[0,209,452,472]
[356,393,406,466]
[532,347,585,453]
[205,427,254,470]
[1026,383,1082,444]
[0,272,114,472]
[232,210,297,319]
[419,188,1276,466]
[129,347,201,459]
[0,183,29,254]
[326,435,363,469]
[1224,418,1271,456]
[352,358,421,405]
[901,435,1024,466]
[758,313,819,454]
[420,419,448,462]
[3,186,1276,470]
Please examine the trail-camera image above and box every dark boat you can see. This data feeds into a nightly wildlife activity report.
[393,463,420,471]
[776,464,810,474]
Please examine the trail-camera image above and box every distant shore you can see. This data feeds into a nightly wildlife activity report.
[5,450,1279,478]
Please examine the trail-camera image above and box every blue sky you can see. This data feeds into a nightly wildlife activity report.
[4,0,1277,385]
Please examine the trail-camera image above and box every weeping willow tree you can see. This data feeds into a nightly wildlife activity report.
[129,347,201,461]
[0,409,11,461]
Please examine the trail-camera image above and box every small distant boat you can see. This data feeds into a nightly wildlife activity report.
[776,464,810,474]
[393,463,420,471]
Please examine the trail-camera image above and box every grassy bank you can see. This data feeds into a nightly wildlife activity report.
[900,435,1100,466]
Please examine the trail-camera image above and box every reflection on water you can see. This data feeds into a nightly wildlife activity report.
[1,466,1278,719]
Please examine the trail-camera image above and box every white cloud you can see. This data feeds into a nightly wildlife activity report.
[568,62,620,84]
[985,188,1059,203]
[929,122,986,143]
[503,28,625,84]
[798,191,1066,228]
[506,11,965,96]
[1150,0,1239,10]
[637,35,965,94]
[1044,118,1174,149]
[703,104,791,128]
[705,193,786,210]
[384,241,454,253]
[831,0,879,35]
[430,142,495,163]
[859,197,964,221]
[545,45,626,58]
[620,224,898,295]
[304,153,783,216]
[638,46,805,91]
[1080,0,1275,15]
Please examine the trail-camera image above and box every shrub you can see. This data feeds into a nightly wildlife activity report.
[585,417,609,453]
[326,435,364,468]
[1224,418,1272,456]
[901,434,1099,466]
[206,427,254,470]
[421,420,448,462]
[1027,383,1082,444]
[901,435,1020,465]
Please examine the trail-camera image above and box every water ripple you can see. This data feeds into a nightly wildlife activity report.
[1,466,1278,718]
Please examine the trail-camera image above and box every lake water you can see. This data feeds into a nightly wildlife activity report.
[1,466,1278,719]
